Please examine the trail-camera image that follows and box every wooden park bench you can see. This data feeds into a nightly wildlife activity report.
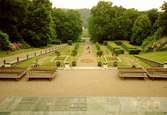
[0,67,27,80]
[27,66,57,80]
[146,67,167,80]
[118,67,148,79]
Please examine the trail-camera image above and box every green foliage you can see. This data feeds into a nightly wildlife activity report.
[96,43,101,50]
[53,9,82,43]
[97,61,102,67]
[0,31,10,50]
[107,42,124,54]
[71,61,77,66]
[131,15,151,45]
[56,61,61,67]
[97,50,103,57]
[96,43,103,57]
[121,41,141,54]
[113,61,118,67]
[77,9,90,28]
[23,0,53,47]
[89,1,139,42]
[0,0,30,42]
[68,40,73,45]
[71,43,79,56]
[115,41,122,45]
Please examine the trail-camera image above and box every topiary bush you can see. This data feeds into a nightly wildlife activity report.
[72,61,76,66]
[97,50,103,57]
[98,61,102,67]
[115,41,122,45]
[56,61,61,67]
[0,31,10,50]
[72,50,77,56]
[113,61,118,67]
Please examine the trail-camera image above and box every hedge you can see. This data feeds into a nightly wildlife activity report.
[71,43,79,56]
[107,42,124,54]
[121,41,141,54]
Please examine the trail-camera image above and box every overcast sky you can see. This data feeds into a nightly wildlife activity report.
[50,0,166,11]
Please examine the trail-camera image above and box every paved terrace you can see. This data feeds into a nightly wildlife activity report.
[0,96,167,115]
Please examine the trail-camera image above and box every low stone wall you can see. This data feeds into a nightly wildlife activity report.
[135,56,163,67]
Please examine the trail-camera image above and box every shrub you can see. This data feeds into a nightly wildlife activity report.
[72,61,76,66]
[107,42,124,55]
[0,31,10,50]
[98,61,102,67]
[96,43,101,50]
[51,39,61,44]
[121,41,141,54]
[128,49,141,54]
[103,41,108,46]
[56,61,61,67]
[72,50,77,56]
[115,41,122,45]
[71,43,79,56]
[68,40,73,45]
[97,50,103,57]
[113,48,124,54]
[113,61,118,67]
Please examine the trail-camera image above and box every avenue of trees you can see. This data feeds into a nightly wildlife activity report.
[89,1,167,46]
[0,0,82,50]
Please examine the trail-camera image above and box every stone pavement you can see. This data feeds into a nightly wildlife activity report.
[0,96,167,115]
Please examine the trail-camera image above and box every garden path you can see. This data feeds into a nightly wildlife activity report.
[77,42,97,67]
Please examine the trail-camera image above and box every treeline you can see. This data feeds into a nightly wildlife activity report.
[0,0,82,50]
[89,1,167,47]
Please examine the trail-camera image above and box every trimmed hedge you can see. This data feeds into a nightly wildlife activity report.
[121,41,141,54]
[107,42,124,54]
[71,43,79,56]
[96,43,103,57]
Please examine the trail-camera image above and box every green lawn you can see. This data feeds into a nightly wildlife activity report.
[138,51,167,64]
[0,45,54,58]
[15,44,79,68]
[118,54,150,68]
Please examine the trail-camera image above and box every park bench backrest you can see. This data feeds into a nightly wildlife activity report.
[118,67,145,73]
[147,67,167,72]
[0,67,25,73]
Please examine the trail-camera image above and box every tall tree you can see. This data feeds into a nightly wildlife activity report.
[131,15,151,45]
[23,0,55,47]
[0,0,30,42]
[53,9,82,43]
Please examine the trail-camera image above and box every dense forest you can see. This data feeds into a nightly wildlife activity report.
[0,0,82,50]
[89,1,167,51]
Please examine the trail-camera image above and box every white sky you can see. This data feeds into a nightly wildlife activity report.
[50,0,166,11]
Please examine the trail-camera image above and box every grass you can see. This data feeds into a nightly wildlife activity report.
[138,51,167,64]
[118,54,150,68]
[15,44,80,68]
[0,45,54,58]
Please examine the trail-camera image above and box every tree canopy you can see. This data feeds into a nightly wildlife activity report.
[88,1,167,47]
[0,0,83,49]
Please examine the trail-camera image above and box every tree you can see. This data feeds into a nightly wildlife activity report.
[0,31,10,50]
[131,15,151,45]
[0,0,30,42]
[23,0,55,47]
[53,9,82,43]
[88,1,139,42]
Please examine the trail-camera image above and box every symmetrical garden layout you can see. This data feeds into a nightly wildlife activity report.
[0,41,167,114]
